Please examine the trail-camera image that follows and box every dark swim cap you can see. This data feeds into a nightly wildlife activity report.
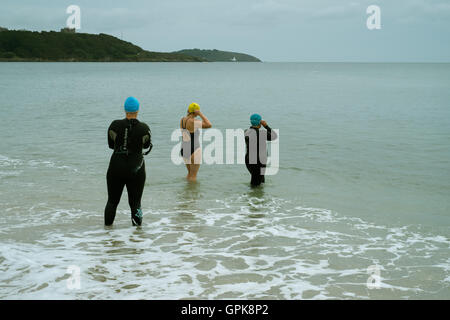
[250,113,262,126]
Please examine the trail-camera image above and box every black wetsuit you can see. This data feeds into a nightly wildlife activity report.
[244,125,277,186]
[104,118,152,226]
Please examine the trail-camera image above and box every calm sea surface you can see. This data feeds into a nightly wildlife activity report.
[0,62,449,299]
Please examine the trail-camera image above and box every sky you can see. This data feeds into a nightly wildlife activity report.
[1,0,450,62]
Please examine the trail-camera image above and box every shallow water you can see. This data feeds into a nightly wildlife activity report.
[0,62,449,299]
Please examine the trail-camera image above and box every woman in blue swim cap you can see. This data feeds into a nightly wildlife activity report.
[244,114,277,186]
[104,96,153,226]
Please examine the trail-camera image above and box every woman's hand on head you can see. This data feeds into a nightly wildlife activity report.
[193,110,202,116]
[260,120,267,127]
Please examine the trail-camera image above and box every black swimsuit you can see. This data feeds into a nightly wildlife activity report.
[180,118,200,159]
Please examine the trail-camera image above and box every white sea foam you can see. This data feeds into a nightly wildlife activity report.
[0,154,78,172]
[0,155,23,167]
[0,195,448,299]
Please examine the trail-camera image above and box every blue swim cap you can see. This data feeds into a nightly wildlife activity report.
[250,113,262,126]
[124,96,139,112]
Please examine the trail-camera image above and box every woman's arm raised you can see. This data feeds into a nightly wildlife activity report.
[195,110,212,128]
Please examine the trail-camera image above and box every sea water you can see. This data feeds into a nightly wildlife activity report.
[0,62,449,299]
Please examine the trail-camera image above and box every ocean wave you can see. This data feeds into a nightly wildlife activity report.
[0,196,448,299]
[0,154,78,172]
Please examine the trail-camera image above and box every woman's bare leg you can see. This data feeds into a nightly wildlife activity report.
[188,164,200,181]
[185,163,191,179]
[187,149,202,181]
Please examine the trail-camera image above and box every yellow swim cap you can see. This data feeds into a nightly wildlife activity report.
[188,102,200,113]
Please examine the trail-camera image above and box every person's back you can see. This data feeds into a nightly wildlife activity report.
[180,102,212,182]
[244,126,274,166]
[108,118,151,176]
[244,114,277,186]
[104,97,152,226]
[180,116,201,164]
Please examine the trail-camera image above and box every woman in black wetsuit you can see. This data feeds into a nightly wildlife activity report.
[104,97,152,226]
[244,114,277,187]
[180,102,212,182]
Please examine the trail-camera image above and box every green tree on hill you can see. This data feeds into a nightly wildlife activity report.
[0,30,204,62]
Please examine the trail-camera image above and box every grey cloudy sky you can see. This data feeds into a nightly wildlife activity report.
[1,0,450,61]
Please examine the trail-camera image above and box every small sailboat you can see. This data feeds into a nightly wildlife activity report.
[231,56,237,62]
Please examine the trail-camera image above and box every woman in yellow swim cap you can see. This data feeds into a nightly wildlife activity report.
[180,102,212,182]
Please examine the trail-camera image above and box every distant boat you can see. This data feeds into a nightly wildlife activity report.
[231,56,237,62]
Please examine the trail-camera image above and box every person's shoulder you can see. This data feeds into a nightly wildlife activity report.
[138,121,150,131]
[109,119,122,128]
